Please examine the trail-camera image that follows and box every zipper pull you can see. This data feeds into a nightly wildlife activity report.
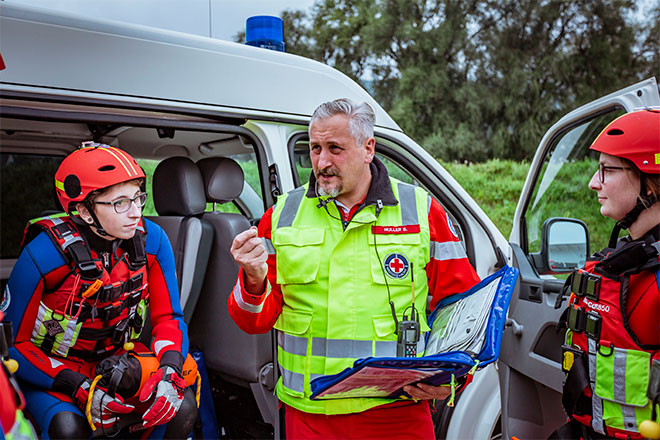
[102,252,110,270]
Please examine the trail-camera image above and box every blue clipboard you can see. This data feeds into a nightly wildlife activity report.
[309,265,518,400]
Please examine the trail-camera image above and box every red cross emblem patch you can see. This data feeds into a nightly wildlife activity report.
[384,253,409,279]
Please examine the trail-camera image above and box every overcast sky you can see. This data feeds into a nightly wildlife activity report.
[3,0,315,42]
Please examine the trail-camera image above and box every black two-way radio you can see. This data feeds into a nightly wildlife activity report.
[396,263,421,357]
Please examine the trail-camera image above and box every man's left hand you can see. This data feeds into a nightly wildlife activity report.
[403,382,452,401]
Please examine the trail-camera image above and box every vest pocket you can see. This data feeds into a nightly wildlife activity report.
[274,227,324,284]
[594,346,649,407]
[274,308,313,398]
[368,228,422,287]
[31,302,82,358]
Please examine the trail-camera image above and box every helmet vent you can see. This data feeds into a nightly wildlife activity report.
[607,128,624,136]
[98,165,116,171]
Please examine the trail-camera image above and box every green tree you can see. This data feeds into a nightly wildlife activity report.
[281,0,653,162]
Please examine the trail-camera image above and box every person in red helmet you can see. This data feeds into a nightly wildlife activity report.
[2,142,198,439]
[551,110,660,440]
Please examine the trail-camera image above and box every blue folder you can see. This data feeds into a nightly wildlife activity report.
[310,265,518,400]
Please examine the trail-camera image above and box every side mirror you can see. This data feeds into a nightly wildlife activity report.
[531,217,589,275]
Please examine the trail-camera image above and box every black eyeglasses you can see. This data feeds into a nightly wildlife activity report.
[598,163,631,183]
[95,192,148,213]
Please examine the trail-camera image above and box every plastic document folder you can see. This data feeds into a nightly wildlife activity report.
[309,265,519,400]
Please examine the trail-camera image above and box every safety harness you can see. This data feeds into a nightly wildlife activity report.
[21,214,149,362]
[560,232,660,439]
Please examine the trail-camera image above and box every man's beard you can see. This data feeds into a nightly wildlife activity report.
[315,167,342,198]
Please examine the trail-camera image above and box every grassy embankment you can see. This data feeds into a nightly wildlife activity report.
[442,159,612,253]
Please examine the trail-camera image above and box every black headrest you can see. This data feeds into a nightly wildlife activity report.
[153,157,206,216]
[197,157,245,204]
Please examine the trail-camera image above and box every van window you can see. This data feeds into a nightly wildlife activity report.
[289,141,466,246]
[0,153,64,258]
[525,109,625,255]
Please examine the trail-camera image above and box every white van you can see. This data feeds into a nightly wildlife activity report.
[1,3,658,439]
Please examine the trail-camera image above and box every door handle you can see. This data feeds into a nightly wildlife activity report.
[505,318,523,336]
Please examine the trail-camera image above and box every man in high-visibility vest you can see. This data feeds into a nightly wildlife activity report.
[229,98,480,439]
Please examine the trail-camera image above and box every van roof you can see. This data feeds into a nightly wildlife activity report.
[0,3,400,130]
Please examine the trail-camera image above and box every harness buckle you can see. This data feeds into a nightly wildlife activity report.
[584,310,602,341]
[567,304,586,333]
[571,269,601,301]
[112,318,129,345]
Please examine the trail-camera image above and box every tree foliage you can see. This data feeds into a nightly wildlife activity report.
[274,0,657,162]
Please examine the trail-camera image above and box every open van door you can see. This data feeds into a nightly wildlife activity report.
[499,77,660,440]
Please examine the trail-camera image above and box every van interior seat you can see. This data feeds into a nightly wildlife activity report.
[146,156,213,323]
[189,157,272,385]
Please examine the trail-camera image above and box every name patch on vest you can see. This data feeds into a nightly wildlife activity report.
[384,253,410,279]
[372,225,420,235]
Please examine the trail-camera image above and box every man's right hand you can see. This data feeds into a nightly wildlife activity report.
[230,226,268,294]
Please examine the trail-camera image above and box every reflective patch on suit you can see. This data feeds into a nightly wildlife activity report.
[0,285,10,312]
[447,213,459,238]
[384,253,409,279]
[44,319,64,337]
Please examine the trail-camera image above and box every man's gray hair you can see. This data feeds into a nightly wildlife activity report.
[309,98,375,146]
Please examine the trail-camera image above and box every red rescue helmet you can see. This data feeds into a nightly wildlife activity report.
[589,109,660,174]
[55,142,145,213]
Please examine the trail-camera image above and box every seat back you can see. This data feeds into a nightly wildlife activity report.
[189,157,272,383]
[147,156,213,322]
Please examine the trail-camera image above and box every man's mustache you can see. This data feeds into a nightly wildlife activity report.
[315,167,340,178]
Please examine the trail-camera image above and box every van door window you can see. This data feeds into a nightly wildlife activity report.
[0,153,64,258]
[525,110,625,256]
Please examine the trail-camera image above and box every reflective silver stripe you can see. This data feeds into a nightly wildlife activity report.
[588,339,606,434]
[56,318,79,357]
[261,238,275,255]
[375,340,397,357]
[430,240,467,261]
[427,195,432,215]
[232,281,267,314]
[312,338,373,358]
[279,331,308,357]
[31,304,48,342]
[621,404,638,431]
[279,365,305,393]
[277,187,306,228]
[398,183,418,226]
[613,349,627,402]
[612,349,640,430]
[50,217,64,225]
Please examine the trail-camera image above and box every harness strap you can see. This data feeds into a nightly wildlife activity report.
[562,347,591,417]
[76,290,144,322]
[67,345,122,362]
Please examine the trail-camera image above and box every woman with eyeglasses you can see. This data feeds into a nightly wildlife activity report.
[3,143,198,439]
[551,110,660,440]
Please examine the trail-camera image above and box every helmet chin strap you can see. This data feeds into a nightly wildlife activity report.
[83,201,118,240]
[609,176,659,247]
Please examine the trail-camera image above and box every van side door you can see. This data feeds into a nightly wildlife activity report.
[499,77,660,440]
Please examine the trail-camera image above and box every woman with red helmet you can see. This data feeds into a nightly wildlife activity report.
[551,110,660,440]
[3,143,198,439]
